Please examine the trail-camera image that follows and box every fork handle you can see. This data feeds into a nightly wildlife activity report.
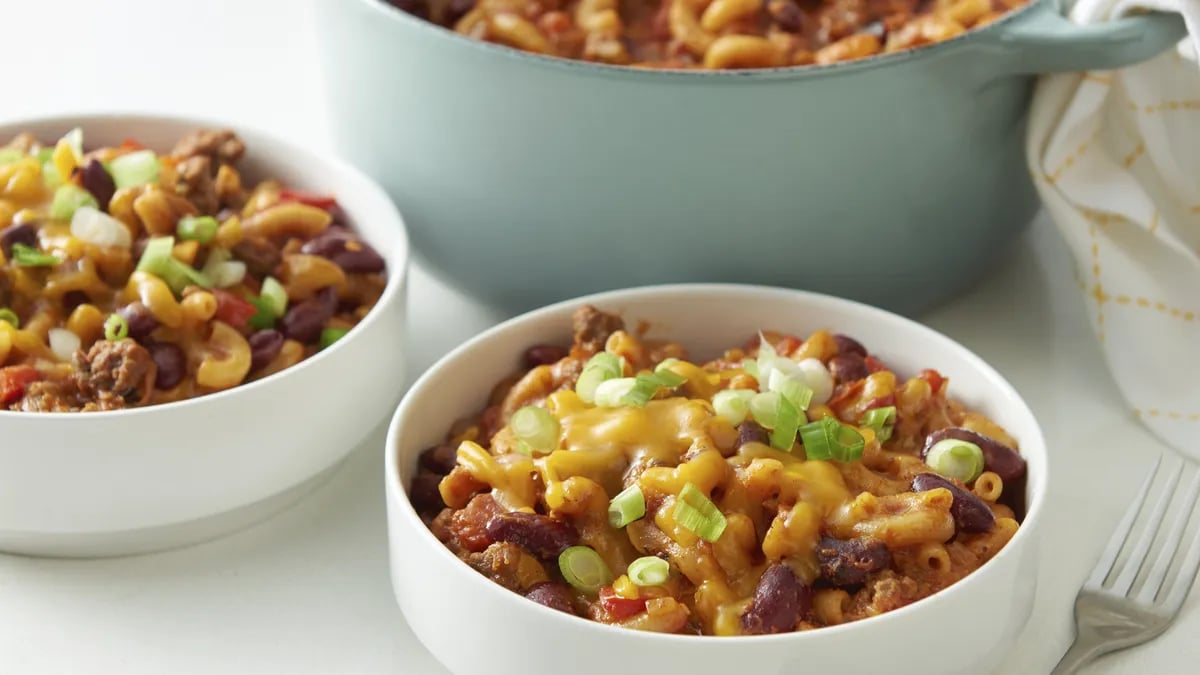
[1050,640,1108,675]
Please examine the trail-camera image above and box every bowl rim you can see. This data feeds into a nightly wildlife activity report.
[350,0,1042,82]
[384,282,1048,644]
[0,111,410,420]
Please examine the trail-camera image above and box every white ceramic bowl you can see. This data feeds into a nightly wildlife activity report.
[385,284,1047,675]
[0,113,409,557]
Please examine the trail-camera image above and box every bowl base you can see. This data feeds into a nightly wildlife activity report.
[0,460,344,559]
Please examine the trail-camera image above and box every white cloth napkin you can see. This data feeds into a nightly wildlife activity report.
[1027,0,1200,455]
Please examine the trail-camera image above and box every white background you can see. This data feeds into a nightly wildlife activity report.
[0,1,1195,673]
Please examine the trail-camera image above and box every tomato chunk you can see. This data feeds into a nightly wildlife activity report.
[212,289,258,330]
[920,369,946,395]
[279,188,338,210]
[599,586,648,620]
[864,355,889,374]
[0,365,40,405]
[119,138,146,152]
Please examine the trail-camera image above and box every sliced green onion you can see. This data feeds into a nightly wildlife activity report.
[259,277,288,317]
[741,357,759,380]
[34,147,53,163]
[247,296,277,330]
[654,358,682,373]
[319,327,350,350]
[108,150,160,189]
[925,438,985,483]
[860,406,898,442]
[796,358,835,405]
[71,206,132,249]
[799,417,866,462]
[608,484,646,528]
[41,161,63,190]
[575,352,623,403]
[674,482,727,543]
[0,308,18,327]
[627,556,670,587]
[619,370,686,407]
[104,313,129,341]
[558,546,612,594]
[50,184,99,220]
[511,405,560,454]
[176,215,219,243]
[136,236,212,293]
[768,369,814,411]
[748,391,781,429]
[48,327,81,361]
[594,377,637,408]
[60,127,84,163]
[769,394,802,451]
[10,243,60,267]
[0,148,24,165]
[712,389,755,426]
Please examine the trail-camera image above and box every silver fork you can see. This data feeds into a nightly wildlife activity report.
[1052,454,1200,674]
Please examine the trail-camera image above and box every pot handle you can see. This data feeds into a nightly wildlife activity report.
[979,2,1187,75]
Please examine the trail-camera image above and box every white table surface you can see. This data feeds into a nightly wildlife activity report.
[0,1,1193,673]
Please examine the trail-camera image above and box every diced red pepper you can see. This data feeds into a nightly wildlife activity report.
[212,289,258,330]
[919,369,946,395]
[119,138,146,152]
[864,355,889,374]
[864,394,896,411]
[279,188,339,210]
[599,586,648,620]
[0,365,41,405]
[776,335,802,357]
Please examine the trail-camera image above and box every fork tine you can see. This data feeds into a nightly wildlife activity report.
[1087,454,1163,588]
[1110,457,1181,596]
[1162,501,1200,614]
[1139,470,1200,605]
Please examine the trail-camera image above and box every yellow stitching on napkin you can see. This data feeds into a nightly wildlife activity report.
[1135,409,1200,422]
[1113,295,1197,321]
[1141,100,1200,113]
[1088,224,1105,343]
[1123,142,1145,168]
[1149,209,1160,233]
[1045,128,1102,184]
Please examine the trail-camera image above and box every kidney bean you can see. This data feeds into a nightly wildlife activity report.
[0,223,37,258]
[827,353,869,384]
[299,229,385,274]
[409,470,445,514]
[911,473,995,533]
[816,536,891,587]
[280,287,337,344]
[147,342,186,390]
[248,329,285,371]
[387,0,429,18]
[832,334,867,357]
[80,158,116,209]
[737,420,769,449]
[767,0,804,32]
[446,0,476,23]
[117,302,160,341]
[61,290,90,311]
[232,237,282,278]
[523,343,567,369]
[485,512,579,559]
[418,443,458,475]
[922,427,1025,482]
[525,582,577,615]
[741,563,811,635]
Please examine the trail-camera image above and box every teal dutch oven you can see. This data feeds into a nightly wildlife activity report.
[316,0,1185,314]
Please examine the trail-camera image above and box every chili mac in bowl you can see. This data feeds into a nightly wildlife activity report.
[0,113,408,557]
[386,284,1046,675]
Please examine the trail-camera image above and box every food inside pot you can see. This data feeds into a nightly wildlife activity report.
[385,0,1030,69]
[0,128,386,412]
[410,304,1027,635]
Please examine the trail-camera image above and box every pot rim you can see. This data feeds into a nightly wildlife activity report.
[349,0,1045,81]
